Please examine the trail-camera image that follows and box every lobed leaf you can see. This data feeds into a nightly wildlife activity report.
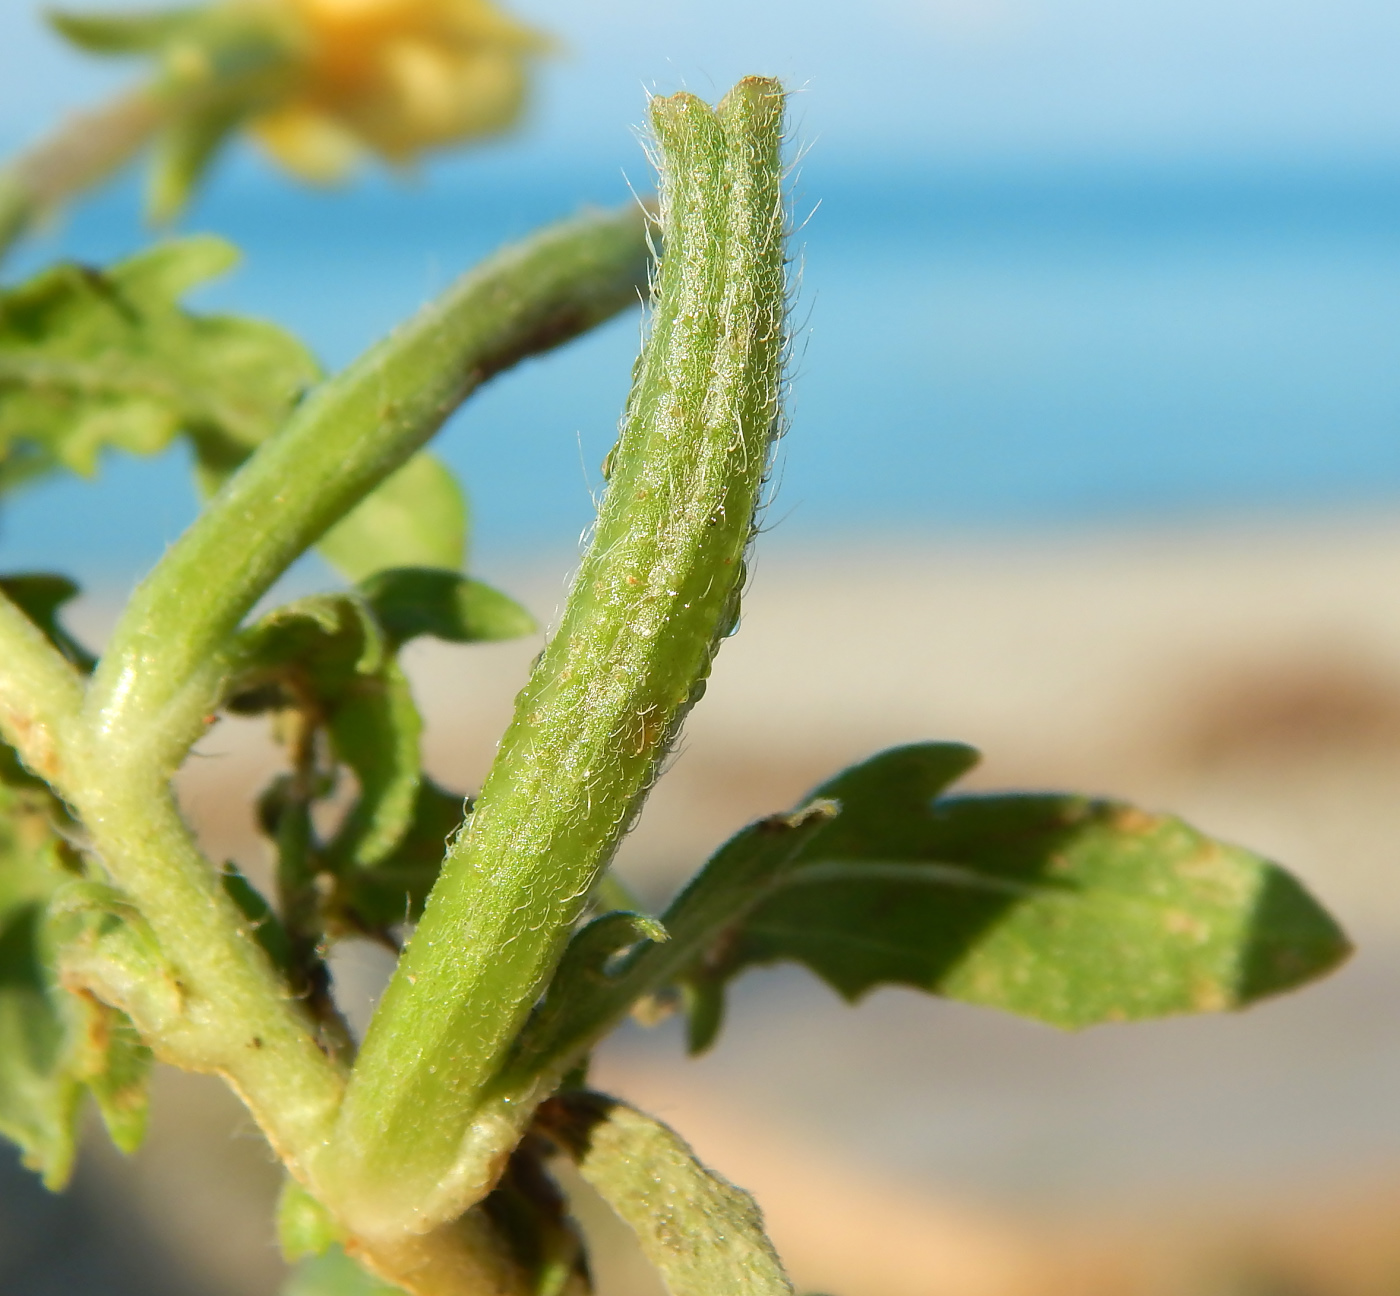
[675,744,1351,1039]
[0,775,153,1182]
[506,802,836,1076]
[231,577,530,890]
[232,594,420,870]
[539,1092,792,1296]
[0,237,319,491]
[76,994,153,1156]
[0,898,82,1188]
[48,880,185,1048]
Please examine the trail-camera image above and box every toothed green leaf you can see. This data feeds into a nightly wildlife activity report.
[0,899,83,1188]
[0,237,318,491]
[675,744,1352,1038]
[0,778,154,1182]
[76,996,152,1156]
[232,594,420,870]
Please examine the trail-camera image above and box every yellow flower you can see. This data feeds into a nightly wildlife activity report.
[252,0,549,181]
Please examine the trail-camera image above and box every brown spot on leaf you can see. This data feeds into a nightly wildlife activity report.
[1111,806,1159,835]
[1190,978,1230,1013]
[1164,909,1208,943]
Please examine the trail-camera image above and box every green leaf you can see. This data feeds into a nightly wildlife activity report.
[232,594,421,870]
[76,995,152,1156]
[147,103,247,224]
[317,452,469,583]
[505,802,836,1083]
[0,237,318,490]
[0,573,96,672]
[0,900,82,1188]
[221,862,292,973]
[359,567,536,648]
[283,1246,404,1296]
[230,576,523,888]
[326,661,422,869]
[47,8,204,54]
[681,744,1351,1034]
[278,1177,341,1263]
[48,881,185,1046]
[233,593,388,688]
[539,1092,792,1296]
[0,778,153,1181]
[336,778,467,929]
[0,774,83,1186]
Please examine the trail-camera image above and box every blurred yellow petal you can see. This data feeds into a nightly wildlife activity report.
[256,0,547,173]
[253,103,362,181]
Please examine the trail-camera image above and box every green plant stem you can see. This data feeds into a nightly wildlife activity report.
[504,802,839,1086]
[0,88,166,265]
[0,587,85,790]
[84,202,652,775]
[51,203,650,1270]
[62,767,347,1166]
[324,78,788,1240]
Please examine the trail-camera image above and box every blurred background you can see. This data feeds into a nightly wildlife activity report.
[6,0,1400,1292]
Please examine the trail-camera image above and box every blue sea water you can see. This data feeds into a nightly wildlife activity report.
[4,155,1400,586]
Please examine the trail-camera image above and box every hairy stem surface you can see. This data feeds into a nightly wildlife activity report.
[85,203,651,773]
[54,205,648,1263]
[327,77,788,1239]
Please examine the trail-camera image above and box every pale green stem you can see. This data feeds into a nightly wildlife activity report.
[61,768,348,1172]
[324,78,788,1241]
[57,204,650,1254]
[0,88,167,266]
[84,202,652,775]
[0,588,85,791]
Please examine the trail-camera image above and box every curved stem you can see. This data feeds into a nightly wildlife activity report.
[0,88,166,266]
[325,77,788,1240]
[84,202,651,775]
[53,202,649,1276]
[63,768,347,1169]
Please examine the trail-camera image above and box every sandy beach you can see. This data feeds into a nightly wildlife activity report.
[31,513,1400,1295]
